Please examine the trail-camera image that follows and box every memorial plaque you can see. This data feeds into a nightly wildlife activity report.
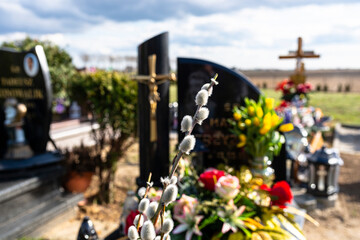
[0,46,52,159]
[136,32,171,186]
[177,58,260,170]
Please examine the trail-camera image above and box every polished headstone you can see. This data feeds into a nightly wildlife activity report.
[136,32,171,186]
[0,46,52,159]
[177,58,260,170]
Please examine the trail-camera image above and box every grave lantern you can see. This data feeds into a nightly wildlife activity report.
[307,146,343,197]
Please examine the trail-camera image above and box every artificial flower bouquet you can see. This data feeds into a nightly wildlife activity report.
[276,78,312,104]
[167,163,311,240]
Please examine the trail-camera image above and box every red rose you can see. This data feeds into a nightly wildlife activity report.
[125,210,139,234]
[199,169,225,191]
[261,181,293,208]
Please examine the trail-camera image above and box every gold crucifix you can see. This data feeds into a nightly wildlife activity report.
[279,37,320,85]
[133,54,176,142]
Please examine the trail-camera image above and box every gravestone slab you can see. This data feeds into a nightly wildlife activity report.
[177,58,260,170]
[0,46,52,159]
[136,32,171,186]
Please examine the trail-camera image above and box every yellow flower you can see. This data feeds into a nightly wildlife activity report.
[253,117,260,126]
[259,124,271,135]
[233,112,242,121]
[248,106,255,116]
[279,123,294,132]
[271,113,280,127]
[245,119,252,126]
[228,232,245,240]
[256,107,263,118]
[263,112,272,126]
[265,98,274,110]
[237,134,247,148]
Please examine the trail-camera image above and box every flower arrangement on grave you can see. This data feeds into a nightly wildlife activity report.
[124,75,317,240]
[125,74,219,240]
[276,78,312,104]
[229,96,293,184]
[165,163,317,240]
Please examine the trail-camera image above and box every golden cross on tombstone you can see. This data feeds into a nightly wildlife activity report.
[279,37,320,85]
[133,54,176,142]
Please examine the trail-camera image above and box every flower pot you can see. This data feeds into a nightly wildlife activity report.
[250,156,274,185]
[64,171,93,193]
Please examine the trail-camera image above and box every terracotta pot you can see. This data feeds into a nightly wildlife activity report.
[64,171,93,193]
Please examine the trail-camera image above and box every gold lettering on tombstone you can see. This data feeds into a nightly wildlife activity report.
[10,65,21,74]
[24,78,33,86]
[227,151,236,160]
[0,88,44,99]
[33,89,44,99]
[210,118,219,127]
[203,134,212,146]
[224,102,231,112]
[217,152,225,159]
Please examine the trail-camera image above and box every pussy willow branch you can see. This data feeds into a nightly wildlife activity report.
[136,173,152,231]
[151,74,218,226]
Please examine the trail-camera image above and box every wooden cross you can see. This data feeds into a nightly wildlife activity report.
[279,37,320,84]
[133,54,176,142]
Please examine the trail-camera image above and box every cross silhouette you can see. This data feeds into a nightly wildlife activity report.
[279,37,320,85]
[133,54,176,142]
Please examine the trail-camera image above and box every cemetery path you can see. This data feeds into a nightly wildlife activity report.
[333,123,360,154]
[303,153,360,240]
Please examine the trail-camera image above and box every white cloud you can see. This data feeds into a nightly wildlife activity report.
[1,2,359,70]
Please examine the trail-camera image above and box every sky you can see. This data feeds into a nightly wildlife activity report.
[0,0,359,70]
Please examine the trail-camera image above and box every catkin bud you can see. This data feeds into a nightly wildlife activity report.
[155,236,161,240]
[163,234,171,240]
[133,214,144,227]
[138,198,150,213]
[201,83,213,96]
[141,220,156,240]
[162,184,178,205]
[145,201,158,219]
[180,115,193,132]
[161,218,174,233]
[128,226,139,240]
[195,89,209,106]
[179,135,196,154]
[170,176,177,185]
[137,187,146,198]
[196,107,209,125]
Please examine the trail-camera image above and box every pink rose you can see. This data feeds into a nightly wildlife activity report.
[215,175,240,200]
[173,194,198,219]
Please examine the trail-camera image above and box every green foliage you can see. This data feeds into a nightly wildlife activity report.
[69,70,138,203]
[1,36,76,100]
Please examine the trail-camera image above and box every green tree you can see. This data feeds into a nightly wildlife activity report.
[1,36,76,100]
[69,70,138,203]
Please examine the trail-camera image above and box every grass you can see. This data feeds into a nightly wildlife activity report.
[170,83,360,125]
[170,83,177,103]
[261,89,360,125]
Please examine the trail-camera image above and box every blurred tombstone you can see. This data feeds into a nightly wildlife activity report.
[177,58,261,171]
[0,46,52,159]
[135,32,175,186]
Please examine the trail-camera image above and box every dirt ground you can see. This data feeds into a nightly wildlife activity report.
[41,144,360,240]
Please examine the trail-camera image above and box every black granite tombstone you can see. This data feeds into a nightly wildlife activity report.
[177,58,261,170]
[136,32,171,186]
[0,46,52,158]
